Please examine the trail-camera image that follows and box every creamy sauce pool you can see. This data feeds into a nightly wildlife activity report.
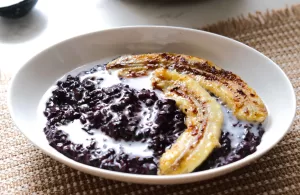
[220,101,261,148]
[40,68,259,153]
[38,62,265,174]
[38,69,159,157]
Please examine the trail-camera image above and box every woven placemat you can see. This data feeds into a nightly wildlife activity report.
[1,5,300,195]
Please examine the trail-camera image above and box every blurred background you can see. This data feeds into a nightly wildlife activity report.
[0,0,299,74]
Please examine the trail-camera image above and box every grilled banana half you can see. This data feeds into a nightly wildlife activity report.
[106,53,268,175]
[152,68,223,175]
[107,53,268,122]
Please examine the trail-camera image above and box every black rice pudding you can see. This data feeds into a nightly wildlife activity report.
[42,64,265,175]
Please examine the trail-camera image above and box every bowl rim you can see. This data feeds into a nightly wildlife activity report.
[7,25,297,184]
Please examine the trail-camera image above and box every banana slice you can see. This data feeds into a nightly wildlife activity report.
[152,68,223,175]
[107,53,267,122]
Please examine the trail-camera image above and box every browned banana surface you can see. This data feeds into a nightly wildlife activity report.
[107,53,267,122]
[152,68,223,175]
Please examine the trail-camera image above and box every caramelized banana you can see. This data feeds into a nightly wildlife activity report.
[152,68,223,175]
[107,53,267,122]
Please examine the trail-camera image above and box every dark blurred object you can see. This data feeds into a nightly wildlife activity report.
[0,0,38,19]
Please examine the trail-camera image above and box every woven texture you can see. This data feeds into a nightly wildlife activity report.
[1,5,300,195]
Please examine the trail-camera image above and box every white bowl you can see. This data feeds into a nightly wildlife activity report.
[8,26,296,184]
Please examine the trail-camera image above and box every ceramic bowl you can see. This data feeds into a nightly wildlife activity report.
[8,26,296,184]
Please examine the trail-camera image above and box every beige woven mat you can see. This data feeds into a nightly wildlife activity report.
[1,5,300,195]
